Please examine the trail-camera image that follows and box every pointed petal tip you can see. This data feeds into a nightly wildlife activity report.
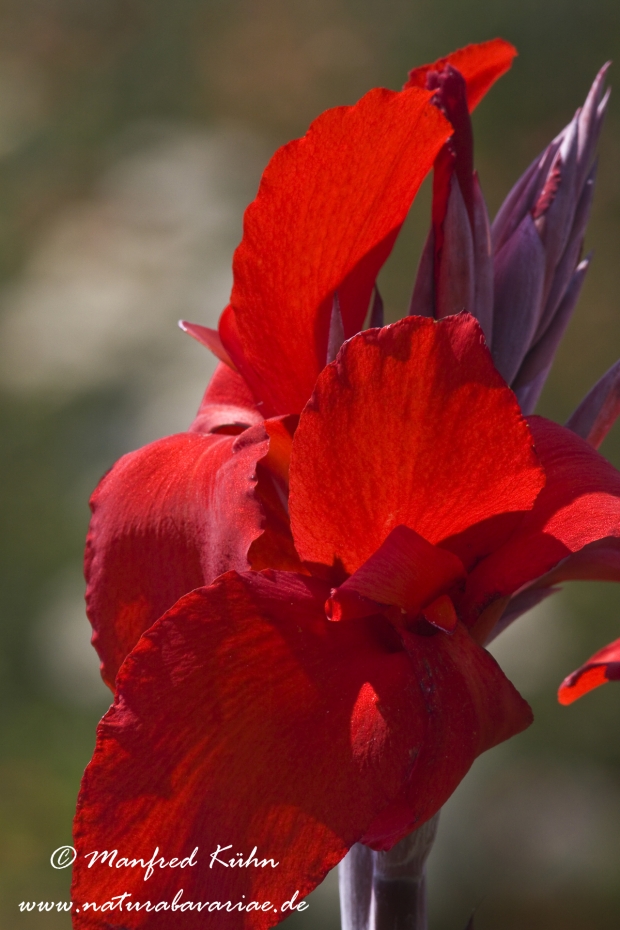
[558,659,620,705]
[179,319,237,369]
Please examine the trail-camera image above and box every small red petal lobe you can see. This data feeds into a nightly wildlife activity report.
[72,571,531,928]
[222,87,451,416]
[464,417,620,618]
[405,38,517,111]
[85,428,268,688]
[558,636,620,705]
[289,314,544,578]
[422,593,458,633]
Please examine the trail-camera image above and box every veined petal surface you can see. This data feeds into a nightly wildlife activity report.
[289,314,544,577]
[223,87,451,415]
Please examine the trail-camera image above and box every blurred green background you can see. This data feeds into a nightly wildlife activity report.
[2,1,620,928]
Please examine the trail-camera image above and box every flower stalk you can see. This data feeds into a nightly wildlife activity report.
[339,816,439,930]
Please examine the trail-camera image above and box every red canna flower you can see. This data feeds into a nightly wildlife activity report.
[73,38,620,930]
[73,313,620,929]
[87,39,515,690]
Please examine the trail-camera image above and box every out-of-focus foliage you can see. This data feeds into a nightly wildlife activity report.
[1,2,620,928]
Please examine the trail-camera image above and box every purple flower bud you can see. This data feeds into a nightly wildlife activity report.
[436,174,475,319]
[492,212,546,384]
[566,357,620,449]
[514,256,590,412]
[471,172,494,342]
[410,63,609,413]
[491,64,609,410]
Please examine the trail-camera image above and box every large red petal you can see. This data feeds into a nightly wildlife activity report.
[85,427,268,688]
[289,314,544,578]
[72,570,530,928]
[464,417,620,619]
[405,38,517,111]
[558,637,620,705]
[222,88,451,415]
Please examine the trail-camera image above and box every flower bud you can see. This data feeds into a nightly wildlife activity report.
[411,62,610,414]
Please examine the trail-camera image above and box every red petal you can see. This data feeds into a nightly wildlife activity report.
[222,88,451,415]
[72,571,531,928]
[558,637,620,705]
[464,417,620,619]
[405,38,517,111]
[331,525,465,616]
[85,427,268,688]
[289,314,544,577]
[189,362,263,435]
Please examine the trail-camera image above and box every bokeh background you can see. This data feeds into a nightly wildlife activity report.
[2,1,620,928]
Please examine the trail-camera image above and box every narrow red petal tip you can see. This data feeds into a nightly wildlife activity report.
[179,319,236,370]
[558,636,620,705]
[558,665,610,705]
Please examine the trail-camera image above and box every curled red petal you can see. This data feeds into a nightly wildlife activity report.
[289,314,544,577]
[558,637,620,705]
[85,427,269,688]
[248,465,304,575]
[248,417,302,573]
[464,417,620,620]
[405,38,517,112]
[72,570,531,928]
[223,87,451,415]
